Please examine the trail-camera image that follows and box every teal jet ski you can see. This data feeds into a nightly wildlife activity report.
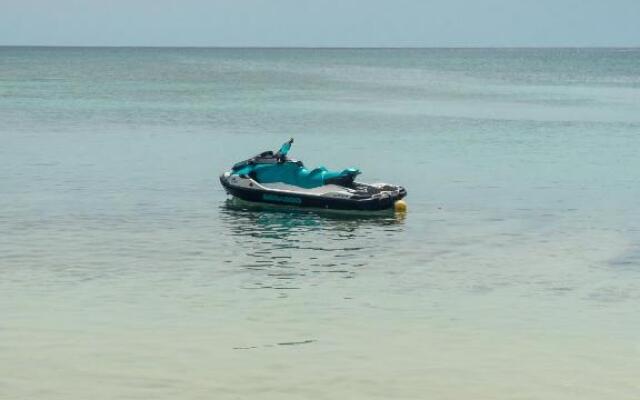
[219,139,407,212]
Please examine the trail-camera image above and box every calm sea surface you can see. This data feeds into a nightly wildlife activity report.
[1,47,640,399]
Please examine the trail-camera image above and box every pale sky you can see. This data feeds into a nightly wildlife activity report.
[1,0,639,47]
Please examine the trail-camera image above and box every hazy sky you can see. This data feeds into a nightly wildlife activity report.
[2,0,639,47]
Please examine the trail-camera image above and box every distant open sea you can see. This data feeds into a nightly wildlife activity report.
[1,47,639,399]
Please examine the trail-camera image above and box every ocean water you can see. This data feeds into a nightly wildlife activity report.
[1,47,640,399]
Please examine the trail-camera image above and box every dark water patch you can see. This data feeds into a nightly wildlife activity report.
[277,339,315,346]
[586,286,638,304]
[267,272,304,279]
[547,287,575,296]
[609,246,640,271]
[469,284,493,294]
[242,265,267,271]
[218,202,405,291]
[241,285,273,290]
[232,339,316,350]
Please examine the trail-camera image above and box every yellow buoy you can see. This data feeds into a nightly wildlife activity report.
[394,200,407,213]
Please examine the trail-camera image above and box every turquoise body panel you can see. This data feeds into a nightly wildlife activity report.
[233,162,360,189]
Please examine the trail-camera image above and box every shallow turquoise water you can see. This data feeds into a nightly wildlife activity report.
[1,48,640,399]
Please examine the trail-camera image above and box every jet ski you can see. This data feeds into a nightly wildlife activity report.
[219,139,407,212]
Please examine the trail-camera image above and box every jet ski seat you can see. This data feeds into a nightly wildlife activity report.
[237,161,360,189]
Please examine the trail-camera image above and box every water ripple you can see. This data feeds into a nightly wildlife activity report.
[219,200,404,290]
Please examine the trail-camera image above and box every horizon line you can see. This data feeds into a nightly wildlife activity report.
[1,45,639,50]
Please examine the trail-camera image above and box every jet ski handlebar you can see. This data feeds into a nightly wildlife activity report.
[231,138,295,171]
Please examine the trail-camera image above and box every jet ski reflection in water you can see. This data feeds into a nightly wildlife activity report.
[219,139,407,213]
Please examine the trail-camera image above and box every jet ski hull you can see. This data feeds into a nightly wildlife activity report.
[220,174,406,212]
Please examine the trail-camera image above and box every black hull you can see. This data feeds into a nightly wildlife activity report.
[220,175,406,212]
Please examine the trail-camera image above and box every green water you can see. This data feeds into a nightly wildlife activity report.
[1,47,640,399]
